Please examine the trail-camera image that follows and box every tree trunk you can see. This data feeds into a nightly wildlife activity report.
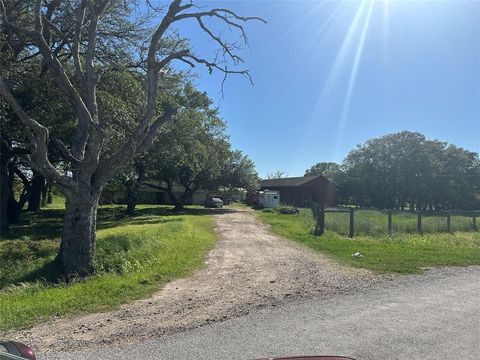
[125,163,145,216]
[28,172,45,211]
[173,184,198,211]
[162,180,183,211]
[173,203,184,211]
[125,183,137,216]
[41,181,48,206]
[126,200,136,216]
[46,184,53,204]
[6,163,29,225]
[170,193,184,211]
[57,191,100,279]
[0,159,9,235]
[7,198,22,224]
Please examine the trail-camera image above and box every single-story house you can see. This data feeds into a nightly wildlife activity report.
[108,180,247,206]
[111,180,209,205]
[260,175,336,207]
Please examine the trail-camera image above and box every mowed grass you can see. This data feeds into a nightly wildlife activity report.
[258,208,480,274]
[0,204,215,331]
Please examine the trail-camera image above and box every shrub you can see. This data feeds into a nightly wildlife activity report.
[274,206,300,215]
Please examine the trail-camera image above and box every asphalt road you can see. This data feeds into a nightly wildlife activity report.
[40,266,480,360]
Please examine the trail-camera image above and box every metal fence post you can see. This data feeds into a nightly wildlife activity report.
[417,212,423,235]
[349,208,355,238]
[387,210,392,236]
[473,211,477,232]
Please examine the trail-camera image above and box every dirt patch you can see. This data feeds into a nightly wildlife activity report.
[10,208,380,352]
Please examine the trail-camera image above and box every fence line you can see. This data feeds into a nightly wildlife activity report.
[310,204,479,237]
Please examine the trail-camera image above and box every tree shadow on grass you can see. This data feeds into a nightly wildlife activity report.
[97,216,185,230]
[2,205,238,242]
[124,206,238,217]
[2,205,238,287]
[1,209,65,242]
[14,259,65,286]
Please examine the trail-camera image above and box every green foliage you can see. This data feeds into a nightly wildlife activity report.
[2,65,76,150]
[304,162,341,180]
[308,131,480,209]
[220,150,260,192]
[258,209,480,274]
[142,83,259,206]
[0,205,215,331]
[147,84,229,192]
[97,70,146,157]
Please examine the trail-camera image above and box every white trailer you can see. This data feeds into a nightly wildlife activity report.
[258,190,280,208]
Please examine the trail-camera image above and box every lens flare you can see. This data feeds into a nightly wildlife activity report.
[334,0,375,155]
[298,0,385,160]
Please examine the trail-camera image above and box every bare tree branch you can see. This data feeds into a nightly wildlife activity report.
[52,138,82,164]
[95,106,176,186]
[72,0,87,83]
[0,78,73,190]
[143,182,167,192]
[84,0,109,115]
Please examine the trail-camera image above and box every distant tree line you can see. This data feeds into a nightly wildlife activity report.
[305,131,480,210]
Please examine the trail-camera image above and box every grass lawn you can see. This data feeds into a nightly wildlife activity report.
[0,203,216,331]
[258,208,480,274]
[227,202,249,209]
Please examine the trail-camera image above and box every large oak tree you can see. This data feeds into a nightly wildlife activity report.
[0,0,264,278]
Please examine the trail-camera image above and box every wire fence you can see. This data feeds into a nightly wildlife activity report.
[309,203,478,237]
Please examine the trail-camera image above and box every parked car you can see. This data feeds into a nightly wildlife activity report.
[1,339,355,360]
[0,341,36,360]
[204,197,224,208]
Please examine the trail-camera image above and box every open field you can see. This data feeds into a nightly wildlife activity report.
[258,208,480,274]
[0,204,216,331]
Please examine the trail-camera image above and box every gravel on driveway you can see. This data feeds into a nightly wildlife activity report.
[10,208,378,352]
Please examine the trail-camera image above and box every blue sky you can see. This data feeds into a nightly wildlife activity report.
[172,0,480,178]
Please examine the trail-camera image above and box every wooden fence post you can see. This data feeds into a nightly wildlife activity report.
[417,212,423,235]
[315,205,325,236]
[387,210,392,236]
[473,211,477,232]
[446,212,451,233]
[349,208,355,238]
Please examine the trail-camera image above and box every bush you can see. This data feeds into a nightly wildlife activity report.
[274,206,300,215]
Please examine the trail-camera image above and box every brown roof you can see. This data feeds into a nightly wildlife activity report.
[261,176,322,188]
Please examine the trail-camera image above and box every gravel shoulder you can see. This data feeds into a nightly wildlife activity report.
[10,208,380,352]
[41,265,480,360]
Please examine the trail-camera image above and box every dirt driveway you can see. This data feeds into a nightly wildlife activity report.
[12,208,379,352]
